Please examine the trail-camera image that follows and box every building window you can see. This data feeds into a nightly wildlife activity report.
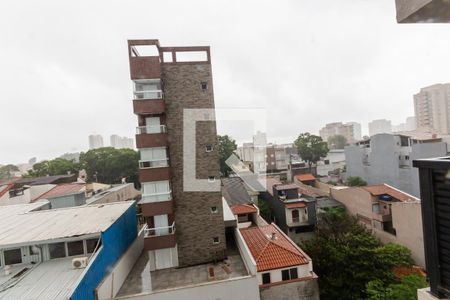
[205,145,213,152]
[210,206,218,214]
[86,238,101,254]
[208,176,216,182]
[292,210,299,223]
[282,268,298,281]
[4,248,22,265]
[49,242,66,259]
[262,272,271,284]
[67,240,84,257]
[213,237,220,244]
[405,155,410,160]
[201,82,208,91]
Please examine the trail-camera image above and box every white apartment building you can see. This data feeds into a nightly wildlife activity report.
[368,119,392,136]
[88,134,104,149]
[319,122,360,144]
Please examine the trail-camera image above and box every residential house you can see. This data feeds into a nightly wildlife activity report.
[0,201,137,300]
[345,133,448,197]
[330,184,425,267]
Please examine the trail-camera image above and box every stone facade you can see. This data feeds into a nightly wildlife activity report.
[163,63,226,266]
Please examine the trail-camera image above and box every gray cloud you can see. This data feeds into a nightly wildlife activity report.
[1,0,450,163]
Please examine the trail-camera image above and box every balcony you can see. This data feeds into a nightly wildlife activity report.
[144,222,176,250]
[141,198,173,216]
[135,125,168,148]
[139,165,170,182]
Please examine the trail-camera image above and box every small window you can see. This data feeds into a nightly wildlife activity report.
[213,237,220,244]
[49,242,66,259]
[211,206,218,214]
[205,145,213,152]
[4,249,22,265]
[290,268,298,279]
[262,272,271,284]
[201,82,208,91]
[86,238,101,254]
[405,155,410,160]
[208,176,216,182]
[67,240,84,256]
[282,269,290,281]
[282,268,298,281]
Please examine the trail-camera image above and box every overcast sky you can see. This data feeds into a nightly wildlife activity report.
[1,0,450,164]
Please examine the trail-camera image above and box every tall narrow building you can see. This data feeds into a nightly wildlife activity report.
[128,40,226,268]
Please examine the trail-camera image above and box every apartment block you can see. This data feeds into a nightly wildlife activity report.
[368,119,392,136]
[319,122,359,144]
[88,134,104,149]
[414,83,450,135]
[110,135,134,149]
[129,40,225,268]
[345,133,447,197]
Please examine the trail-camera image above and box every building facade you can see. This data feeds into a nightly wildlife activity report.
[345,133,447,197]
[368,119,392,136]
[319,122,358,144]
[129,40,226,268]
[414,83,450,135]
[110,135,135,149]
[89,134,104,149]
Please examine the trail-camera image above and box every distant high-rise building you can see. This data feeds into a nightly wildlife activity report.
[319,122,358,144]
[414,83,450,135]
[88,134,104,149]
[392,116,417,133]
[368,119,392,136]
[110,135,135,149]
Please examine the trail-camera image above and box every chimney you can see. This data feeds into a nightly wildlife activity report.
[271,232,276,240]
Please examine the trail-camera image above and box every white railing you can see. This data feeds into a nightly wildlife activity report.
[139,158,169,169]
[144,222,175,237]
[134,90,163,100]
[141,191,172,203]
[136,125,167,135]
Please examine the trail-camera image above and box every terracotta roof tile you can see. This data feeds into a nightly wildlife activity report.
[0,183,14,198]
[295,173,316,182]
[285,202,306,209]
[231,204,257,215]
[240,224,309,271]
[363,184,418,202]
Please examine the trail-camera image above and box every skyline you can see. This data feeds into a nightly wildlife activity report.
[1,0,450,164]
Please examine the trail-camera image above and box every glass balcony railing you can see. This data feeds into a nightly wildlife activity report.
[136,125,167,135]
[133,90,163,100]
[141,191,172,203]
[144,222,175,237]
[139,158,169,169]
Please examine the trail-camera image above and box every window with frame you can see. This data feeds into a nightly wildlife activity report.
[262,272,271,284]
[210,206,218,214]
[201,81,208,91]
[282,268,298,281]
[205,145,213,152]
[67,240,84,256]
[212,237,220,244]
[4,248,22,265]
[49,242,66,259]
[86,238,101,254]
[208,176,216,182]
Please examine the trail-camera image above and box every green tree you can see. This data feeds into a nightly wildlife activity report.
[327,134,347,149]
[293,133,329,171]
[218,135,237,177]
[366,274,428,300]
[257,197,272,222]
[27,158,80,177]
[79,147,139,184]
[0,164,19,179]
[346,176,368,186]
[302,209,414,300]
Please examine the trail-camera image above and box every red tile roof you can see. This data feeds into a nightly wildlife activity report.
[295,173,316,182]
[363,184,418,202]
[35,183,85,201]
[231,204,257,215]
[285,202,306,209]
[0,183,14,198]
[240,224,309,271]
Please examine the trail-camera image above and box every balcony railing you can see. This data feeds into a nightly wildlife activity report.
[134,90,163,100]
[141,191,172,203]
[144,222,175,237]
[136,125,167,135]
[139,158,169,169]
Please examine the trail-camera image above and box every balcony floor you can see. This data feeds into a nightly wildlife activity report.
[116,248,247,298]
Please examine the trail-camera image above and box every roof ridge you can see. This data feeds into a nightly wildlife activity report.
[255,239,271,263]
[269,239,302,258]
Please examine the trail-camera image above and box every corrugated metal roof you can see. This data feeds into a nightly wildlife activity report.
[0,201,134,248]
[222,177,253,206]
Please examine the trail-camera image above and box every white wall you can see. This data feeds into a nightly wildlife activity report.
[96,228,145,299]
[256,264,311,285]
[115,276,260,300]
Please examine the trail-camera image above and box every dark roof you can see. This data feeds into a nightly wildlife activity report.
[15,174,77,186]
[222,177,253,206]
[316,198,343,209]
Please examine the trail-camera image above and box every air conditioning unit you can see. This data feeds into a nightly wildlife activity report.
[72,257,88,269]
